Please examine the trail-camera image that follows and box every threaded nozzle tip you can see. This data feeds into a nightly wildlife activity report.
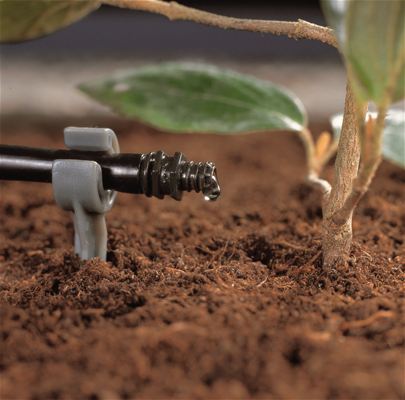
[179,161,220,202]
[139,151,220,201]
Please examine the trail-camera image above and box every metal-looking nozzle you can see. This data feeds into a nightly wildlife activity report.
[179,160,220,202]
[138,151,220,201]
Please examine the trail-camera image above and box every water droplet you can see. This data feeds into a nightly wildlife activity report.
[203,174,220,202]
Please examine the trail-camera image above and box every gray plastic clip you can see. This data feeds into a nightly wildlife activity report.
[52,127,120,260]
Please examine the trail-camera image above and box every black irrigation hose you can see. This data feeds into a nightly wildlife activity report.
[0,144,220,201]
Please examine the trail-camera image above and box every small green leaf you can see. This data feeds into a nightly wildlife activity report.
[322,0,405,105]
[79,62,307,134]
[0,0,100,43]
[331,111,405,168]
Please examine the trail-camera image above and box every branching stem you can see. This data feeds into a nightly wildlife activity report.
[102,0,337,47]
[331,106,387,225]
[324,84,367,219]
[321,84,366,267]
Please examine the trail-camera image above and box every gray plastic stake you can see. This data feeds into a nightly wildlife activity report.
[52,127,120,260]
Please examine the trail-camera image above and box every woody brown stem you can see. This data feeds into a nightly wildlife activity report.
[103,0,337,47]
[332,107,387,226]
[322,84,367,267]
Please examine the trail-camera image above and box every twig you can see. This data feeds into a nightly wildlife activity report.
[102,0,337,47]
[340,311,394,331]
[256,276,268,287]
[272,239,310,252]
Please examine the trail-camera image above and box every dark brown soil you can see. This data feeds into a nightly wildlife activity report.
[1,119,404,400]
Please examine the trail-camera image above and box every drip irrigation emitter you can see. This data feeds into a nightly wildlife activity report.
[0,127,221,260]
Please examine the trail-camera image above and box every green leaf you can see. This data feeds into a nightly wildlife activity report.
[79,62,307,134]
[331,110,405,168]
[322,0,405,105]
[0,0,100,43]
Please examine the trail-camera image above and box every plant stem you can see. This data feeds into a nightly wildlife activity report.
[102,0,337,47]
[318,139,339,170]
[297,128,332,197]
[322,84,367,267]
[332,106,387,226]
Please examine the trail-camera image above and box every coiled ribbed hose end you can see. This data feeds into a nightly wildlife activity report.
[179,160,220,201]
[138,151,220,201]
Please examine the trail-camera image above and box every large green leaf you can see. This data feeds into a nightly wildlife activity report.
[331,111,405,168]
[322,0,405,105]
[0,0,100,43]
[79,63,307,134]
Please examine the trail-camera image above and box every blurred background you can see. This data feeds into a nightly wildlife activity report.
[0,0,346,125]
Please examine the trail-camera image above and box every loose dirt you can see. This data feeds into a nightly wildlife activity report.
[1,119,404,399]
